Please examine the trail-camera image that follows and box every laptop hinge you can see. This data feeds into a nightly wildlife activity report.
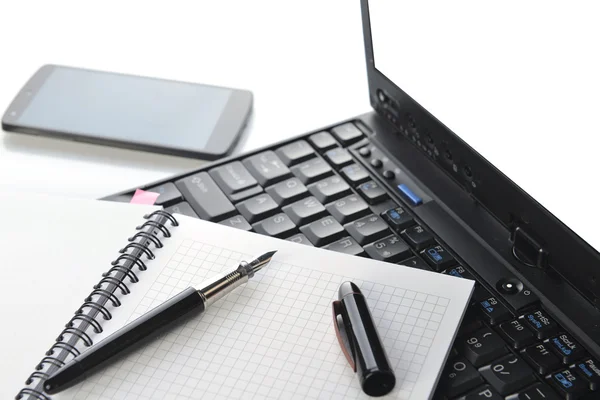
[510,226,549,269]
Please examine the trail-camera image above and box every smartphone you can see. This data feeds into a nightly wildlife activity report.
[2,64,253,160]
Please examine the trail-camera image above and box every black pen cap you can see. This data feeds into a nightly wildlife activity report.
[332,281,395,397]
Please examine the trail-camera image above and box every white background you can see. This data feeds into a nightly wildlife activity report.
[0,0,369,198]
[370,1,600,251]
[1,1,598,251]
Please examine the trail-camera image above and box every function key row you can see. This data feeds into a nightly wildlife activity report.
[446,302,599,399]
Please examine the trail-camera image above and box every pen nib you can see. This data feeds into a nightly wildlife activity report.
[245,250,277,277]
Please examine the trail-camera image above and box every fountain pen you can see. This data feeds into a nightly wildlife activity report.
[44,250,277,394]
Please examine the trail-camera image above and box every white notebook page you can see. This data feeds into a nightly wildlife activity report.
[0,190,160,400]
[55,215,474,400]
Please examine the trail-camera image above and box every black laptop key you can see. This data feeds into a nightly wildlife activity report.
[498,319,535,349]
[291,157,333,184]
[357,180,388,204]
[309,131,338,152]
[326,194,370,224]
[522,343,561,375]
[456,385,503,400]
[548,333,586,364]
[364,235,411,263]
[574,358,600,390]
[266,177,308,206]
[324,147,353,168]
[208,162,263,202]
[381,207,414,231]
[438,356,484,398]
[286,233,313,246]
[236,193,279,223]
[477,296,511,325]
[522,310,559,340]
[345,214,391,245]
[147,182,182,206]
[275,140,315,166]
[218,215,252,231]
[421,243,455,271]
[400,256,431,271]
[443,265,475,281]
[300,216,345,246]
[505,383,561,400]
[458,307,485,336]
[401,224,434,250]
[282,196,327,225]
[253,213,296,238]
[341,163,370,185]
[479,354,536,395]
[175,172,236,221]
[548,368,590,400]
[331,122,364,146]
[243,151,292,186]
[307,175,351,204]
[324,236,365,257]
[461,327,509,367]
[370,199,399,218]
[209,161,258,195]
[164,202,198,218]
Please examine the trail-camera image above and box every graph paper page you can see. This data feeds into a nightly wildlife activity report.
[58,216,474,400]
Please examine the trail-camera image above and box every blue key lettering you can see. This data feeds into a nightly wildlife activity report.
[578,363,593,378]
[427,248,443,262]
[449,269,462,278]
[480,300,494,313]
[390,210,400,220]
[528,314,542,329]
[552,338,572,355]
[555,373,573,388]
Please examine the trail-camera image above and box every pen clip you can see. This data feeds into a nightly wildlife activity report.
[332,300,356,372]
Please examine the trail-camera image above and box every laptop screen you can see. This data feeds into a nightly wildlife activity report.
[368,2,600,253]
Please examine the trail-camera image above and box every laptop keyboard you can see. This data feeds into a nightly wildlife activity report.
[106,121,598,399]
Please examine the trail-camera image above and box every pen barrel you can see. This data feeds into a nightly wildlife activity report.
[198,269,248,308]
[80,287,204,373]
[341,290,395,397]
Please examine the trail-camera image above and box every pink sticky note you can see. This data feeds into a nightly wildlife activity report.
[130,189,160,205]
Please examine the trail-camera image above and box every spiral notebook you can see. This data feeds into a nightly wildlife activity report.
[1,191,474,400]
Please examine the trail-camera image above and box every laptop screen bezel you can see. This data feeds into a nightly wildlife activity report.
[359,0,600,303]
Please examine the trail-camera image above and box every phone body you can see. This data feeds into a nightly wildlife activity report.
[2,64,253,160]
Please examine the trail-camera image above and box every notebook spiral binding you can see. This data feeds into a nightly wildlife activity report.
[16,209,179,400]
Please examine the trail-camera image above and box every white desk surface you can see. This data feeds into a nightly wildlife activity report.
[0,0,369,199]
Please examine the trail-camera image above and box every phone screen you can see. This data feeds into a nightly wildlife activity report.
[14,66,233,150]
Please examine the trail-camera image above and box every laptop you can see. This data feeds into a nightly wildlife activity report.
[103,2,600,399]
